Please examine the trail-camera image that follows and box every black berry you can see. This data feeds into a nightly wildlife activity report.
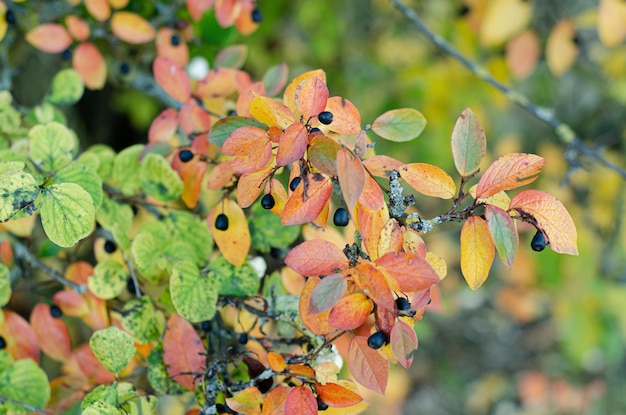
[261,193,275,210]
[367,331,386,349]
[119,62,130,75]
[395,297,411,311]
[333,207,349,227]
[201,320,212,332]
[170,34,180,46]
[50,305,63,318]
[531,230,547,252]
[289,176,301,191]
[238,332,249,345]
[5,10,15,25]
[309,127,322,134]
[317,396,329,411]
[251,8,263,23]
[127,277,139,295]
[458,4,470,17]
[178,149,194,163]
[318,111,333,125]
[61,48,72,60]
[103,240,116,253]
[215,213,229,231]
[0,336,5,350]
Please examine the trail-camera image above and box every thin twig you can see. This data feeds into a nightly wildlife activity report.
[390,0,626,180]
[10,239,87,293]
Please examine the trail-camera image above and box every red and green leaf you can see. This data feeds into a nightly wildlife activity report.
[484,205,518,268]
[390,320,418,369]
[450,108,486,176]
[226,386,263,415]
[308,273,347,314]
[308,135,342,176]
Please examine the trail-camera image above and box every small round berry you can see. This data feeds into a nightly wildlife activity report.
[317,396,329,411]
[458,4,470,17]
[103,240,117,253]
[50,305,63,318]
[251,8,263,23]
[215,213,229,231]
[261,193,275,210]
[61,48,72,60]
[289,176,301,192]
[238,332,249,345]
[333,207,349,227]
[318,111,334,125]
[201,320,212,332]
[0,336,5,350]
[367,331,386,349]
[170,34,180,46]
[5,10,15,25]
[119,62,130,75]
[178,149,194,163]
[531,230,547,252]
[395,297,411,311]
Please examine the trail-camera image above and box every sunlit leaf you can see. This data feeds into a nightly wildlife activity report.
[325,96,361,135]
[110,11,155,44]
[460,216,495,290]
[285,239,348,277]
[377,219,404,259]
[249,96,295,129]
[163,313,205,391]
[26,23,72,53]
[546,19,579,76]
[315,382,363,408]
[30,303,72,362]
[450,108,486,177]
[153,56,191,103]
[353,263,394,311]
[40,183,95,248]
[328,293,373,331]
[209,198,251,266]
[54,162,103,210]
[170,260,218,322]
[89,327,136,374]
[262,385,289,415]
[475,153,544,199]
[371,108,426,142]
[509,190,578,255]
[73,42,107,90]
[308,273,347,314]
[390,320,418,369]
[484,205,518,269]
[29,122,75,172]
[357,202,390,261]
[281,173,333,226]
[285,386,317,415]
[399,163,456,199]
[347,336,388,395]
[375,251,440,292]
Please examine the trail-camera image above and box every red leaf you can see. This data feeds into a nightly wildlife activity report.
[153,56,191,103]
[30,303,72,362]
[163,313,205,390]
[337,149,366,213]
[316,382,364,408]
[328,293,373,331]
[71,344,115,384]
[222,126,272,174]
[149,108,179,144]
[215,0,241,28]
[0,310,39,362]
[281,173,333,226]
[179,99,212,135]
[276,123,308,167]
[353,263,394,311]
[324,97,361,135]
[262,385,290,415]
[267,352,287,373]
[377,218,404,258]
[296,76,329,120]
[110,11,156,44]
[65,15,90,42]
[73,42,107,90]
[309,273,347,314]
[285,239,348,277]
[476,153,544,199]
[26,23,72,53]
[347,336,389,395]
[186,0,215,21]
[299,277,334,336]
[285,386,317,415]
[375,251,440,292]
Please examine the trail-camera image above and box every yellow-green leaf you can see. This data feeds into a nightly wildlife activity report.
[121,297,165,344]
[89,327,136,374]
[0,171,39,221]
[460,216,495,290]
[40,183,95,247]
[82,401,123,415]
[29,122,75,172]
[371,108,426,142]
[49,69,85,105]
[0,359,50,413]
[450,108,486,177]
[96,195,133,234]
[0,264,10,308]
[54,162,103,210]
[170,260,218,323]
[88,260,128,299]
[111,144,143,196]
[139,153,183,202]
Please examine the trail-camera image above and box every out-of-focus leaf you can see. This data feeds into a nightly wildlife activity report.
[110,11,155,44]
[139,153,183,202]
[84,0,110,21]
[122,297,164,344]
[598,0,626,47]
[262,62,288,97]
[156,27,189,67]
[49,69,84,105]
[371,108,426,142]
[215,44,248,69]
[0,310,39,362]
[30,303,72,362]
[65,15,90,41]
[460,216,495,290]
[26,23,72,53]
[546,19,579,76]
[73,42,107,90]
[506,30,540,79]
[153,56,191,103]
[0,359,50,413]
[480,0,532,46]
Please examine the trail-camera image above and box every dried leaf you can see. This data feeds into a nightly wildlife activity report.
[476,153,544,199]
[460,216,495,290]
[399,163,456,199]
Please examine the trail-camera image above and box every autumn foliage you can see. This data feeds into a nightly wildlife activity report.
[0,1,581,414]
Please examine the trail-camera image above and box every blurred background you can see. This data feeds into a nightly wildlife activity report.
[8,0,626,414]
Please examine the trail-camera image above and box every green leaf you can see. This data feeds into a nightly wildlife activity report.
[0,171,39,221]
[147,344,186,395]
[85,144,116,181]
[97,195,134,234]
[29,122,75,172]
[0,351,13,374]
[215,44,248,69]
[82,401,123,415]
[170,260,218,323]
[49,69,85,105]
[53,162,104,210]
[484,205,519,269]
[40,183,95,247]
[88,260,128,300]
[249,203,300,253]
[371,108,427,142]
[0,161,25,175]
[209,116,266,147]
[131,231,169,283]
[0,91,12,107]
[262,62,288,97]
[210,256,260,297]
[139,153,183,202]
[164,212,213,265]
[0,264,11,307]
[89,327,136,374]
[450,108,486,177]
[0,106,20,134]
[111,144,143,196]
[121,296,165,344]
[0,359,51,413]
[81,384,119,411]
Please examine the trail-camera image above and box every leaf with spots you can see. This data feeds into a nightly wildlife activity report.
[476,153,544,199]
[170,260,218,322]
[40,183,95,248]
[0,171,39,222]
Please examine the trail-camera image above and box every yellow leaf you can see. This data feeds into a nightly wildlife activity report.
[210,198,251,266]
[598,0,626,47]
[469,184,511,211]
[249,96,295,129]
[399,163,456,199]
[480,0,532,47]
[425,251,447,280]
[110,11,156,44]
[0,2,7,43]
[546,19,579,76]
[460,216,495,290]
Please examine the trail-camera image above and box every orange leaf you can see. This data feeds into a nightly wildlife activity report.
[249,96,295,129]
[377,219,404,259]
[110,11,156,44]
[295,76,329,120]
[109,0,130,9]
[359,174,385,211]
[267,352,287,373]
[276,122,308,166]
[196,68,238,98]
[309,273,347,314]
[285,239,349,277]
[362,155,403,178]
[328,293,373,331]
[353,263,395,311]
[171,154,207,209]
[237,81,266,117]
[506,30,540,80]
[337,149,366,213]
[375,251,440,292]
[163,313,206,391]
[26,23,72,53]
[357,203,390,261]
[266,177,288,216]
[284,69,326,115]
[30,303,72,362]
[179,99,212,135]
[288,364,316,378]
[0,310,39,362]
[475,153,544,199]
[316,382,364,408]
[546,19,579,77]
[509,190,578,255]
[237,165,272,208]
[403,230,426,257]
[222,126,272,174]
[390,320,418,368]
[262,385,290,415]
[281,173,333,226]
[460,216,495,290]
[153,56,191,103]
[235,1,260,35]
[285,386,317,415]
[299,277,334,336]
[73,42,107,90]
[84,0,110,21]
[209,198,251,266]
[206,161,236,190]
[0,240,13,266]
[215,0,242,28]
[65,15,90,42]
[53,290,90,317]
[226,386,263,415]
[156,27,189,68]
[324,97,361,135]
[186,0,215,21]
[399,163,456,199]
[148,108,179,144]
[347,336,389,395]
